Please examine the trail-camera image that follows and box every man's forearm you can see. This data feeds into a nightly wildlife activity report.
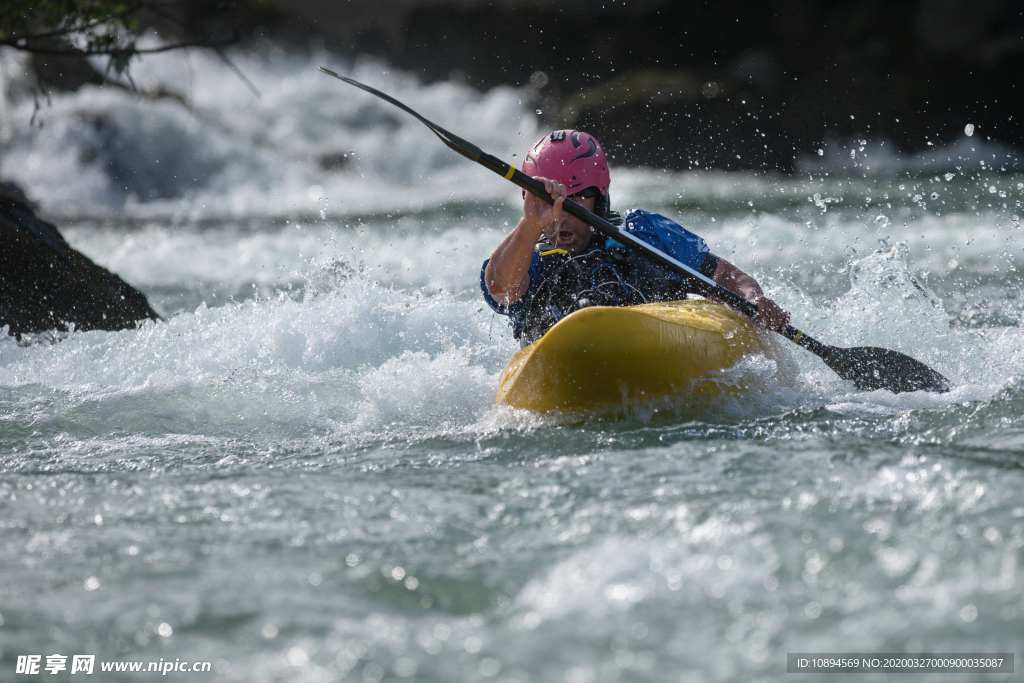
[712,258,763,302]
[710,257,790,330]
[485,217,542,303]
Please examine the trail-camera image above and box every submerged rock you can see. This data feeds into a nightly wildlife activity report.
[0,181,161,339]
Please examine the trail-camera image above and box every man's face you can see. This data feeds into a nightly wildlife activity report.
[543,194,597,255]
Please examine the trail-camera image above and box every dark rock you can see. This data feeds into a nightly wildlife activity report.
[0,181,161,340]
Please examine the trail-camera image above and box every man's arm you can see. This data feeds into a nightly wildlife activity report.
[484,178,566,305]
[711,258,791,330]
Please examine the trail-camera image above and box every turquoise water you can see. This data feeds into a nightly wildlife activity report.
[1,47,1023,681]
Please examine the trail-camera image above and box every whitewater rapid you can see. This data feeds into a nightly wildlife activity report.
[1,43,1023,683]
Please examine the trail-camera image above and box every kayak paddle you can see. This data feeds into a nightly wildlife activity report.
[318,67,950,394]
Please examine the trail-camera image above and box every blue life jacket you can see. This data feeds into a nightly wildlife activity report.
[481,210,720,344]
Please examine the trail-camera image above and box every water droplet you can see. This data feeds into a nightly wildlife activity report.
[817,149,824,156]
[945,173,955,181]
[535,109,543,115]
[931,192,939,200]
[874,214,889,229]
[965,123,975,137]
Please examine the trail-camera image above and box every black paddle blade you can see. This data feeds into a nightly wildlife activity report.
[822,346,950,393]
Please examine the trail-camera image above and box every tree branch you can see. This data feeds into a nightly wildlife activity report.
[2,35,239,57]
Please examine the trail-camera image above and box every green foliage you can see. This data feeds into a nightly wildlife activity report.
[0,1,139,61]
[0,1,261,80]
[1,1,263,90]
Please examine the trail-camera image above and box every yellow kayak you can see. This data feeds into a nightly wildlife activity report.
[495,300,790,412]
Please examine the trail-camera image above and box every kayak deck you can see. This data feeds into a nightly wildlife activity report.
[495,300,784,412]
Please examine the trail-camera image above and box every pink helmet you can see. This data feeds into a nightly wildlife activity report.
[522,130,610,196]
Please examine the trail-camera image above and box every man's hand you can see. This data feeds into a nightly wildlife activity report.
[751,296,790,330]
[485,177,567,305]
[712,258,791,331]
[523,178,566,231]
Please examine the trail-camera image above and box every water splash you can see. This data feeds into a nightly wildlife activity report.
[836,241,949,347]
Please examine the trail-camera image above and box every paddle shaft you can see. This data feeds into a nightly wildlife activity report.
[317,70,766,321]
[474,152,833,358]
[317,67,949,392]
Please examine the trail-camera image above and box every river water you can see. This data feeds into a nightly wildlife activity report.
[1,46,1022,682]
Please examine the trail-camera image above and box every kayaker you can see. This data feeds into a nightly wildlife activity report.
[482,129,791,345]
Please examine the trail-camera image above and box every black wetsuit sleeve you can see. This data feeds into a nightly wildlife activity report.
[699,252,720,279]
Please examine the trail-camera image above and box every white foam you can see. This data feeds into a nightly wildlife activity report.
[353,348,497,430]
[0,257,516,439]
[3,46,1023,422]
